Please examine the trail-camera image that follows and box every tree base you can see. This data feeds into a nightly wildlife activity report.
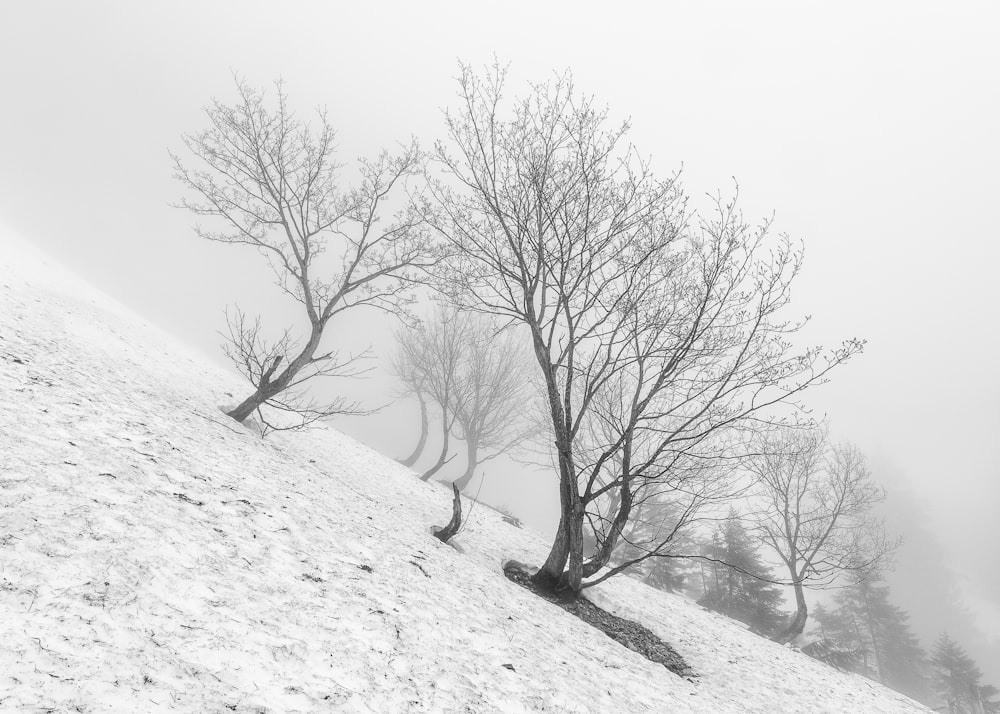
[504,560,695,677]
[433,483,463,543]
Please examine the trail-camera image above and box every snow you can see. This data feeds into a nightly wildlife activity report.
[0,225,932,713]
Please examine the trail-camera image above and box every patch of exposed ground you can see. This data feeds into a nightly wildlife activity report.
[503,560,695,678]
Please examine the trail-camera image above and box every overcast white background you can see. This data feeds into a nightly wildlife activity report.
[1,0,997,683]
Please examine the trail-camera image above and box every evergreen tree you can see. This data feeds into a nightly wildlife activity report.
[811,603,850,641]
[697,509,788,637]
[849,581,929,703]
[611,496,697,593]
[804,602,868,674]
[637,554,690,592]
[930,633,986,713]
[802,577,931,706]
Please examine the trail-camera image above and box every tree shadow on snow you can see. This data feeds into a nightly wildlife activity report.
[503,561,695,679]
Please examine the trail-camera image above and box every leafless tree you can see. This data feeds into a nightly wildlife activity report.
[391,306,534,489]
[428,62,863,594]
[749,428,898,644]
[221,308,368,434]
[395,307,467,481]
[450,316,534,491]
[391,328,432,468]
[172,78,438,424]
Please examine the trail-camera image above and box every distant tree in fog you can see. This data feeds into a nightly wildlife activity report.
[585,461,737,592]
[173,78,438,426]
[696,508,787,637]
[750,428,897,644]
[392,307,466,479]
[806,603,868,672]
[450,317,534,491]
[428,61,862,595]
[930,633,994,714]
[391,339,431,468]
[807,575,930,703]
[391,306,534,490]
[603,495,696,593]
[839,575,930,702]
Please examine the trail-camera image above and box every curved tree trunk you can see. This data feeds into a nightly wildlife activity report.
[774,579,808,644]
[526,317,585,595]
[452,438,478,492]
[399,390,429,467]
[227,321,325,423]
[228,390,269,424]
[421,412,452,481]
[533,510,570,591]
[559,498,585,593]
[532,464,585,595]
[433,483,463,543]
[581,480,633,578]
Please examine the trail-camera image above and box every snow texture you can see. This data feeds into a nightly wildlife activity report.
[0,226,932,712]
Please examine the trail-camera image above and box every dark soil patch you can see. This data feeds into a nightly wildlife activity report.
[503,560,694,678]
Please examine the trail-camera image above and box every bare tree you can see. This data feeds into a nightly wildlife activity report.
[391,306,534,489]
[749,428,897,644]
[173,78,437,424]
[391,307,468,480]
[429,62,863,594]
[450,317,534,491]
[390,329,432,467]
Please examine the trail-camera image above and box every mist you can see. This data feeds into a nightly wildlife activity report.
[1,0,997,695]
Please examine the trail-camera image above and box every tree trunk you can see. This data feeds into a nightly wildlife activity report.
[227,390,268,423]
[452,438,478,492]
[399,390,429,467]
[862,588,882,682]
[532,452,573,588]
[532,457,585,595]
[227,321,325,423]
[774,578,808,644]
[582,480,633,577]
[851,612,870,673]
[526,317,583,594]
[421,412,452,481]
[559,497,585,593]
[533,509,570,592]
[434,483,463,543]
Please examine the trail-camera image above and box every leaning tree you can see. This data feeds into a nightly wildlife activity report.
[429,62,863,594]
[173,78,438,425]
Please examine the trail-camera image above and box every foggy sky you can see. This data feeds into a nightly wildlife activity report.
[1,0,997,683]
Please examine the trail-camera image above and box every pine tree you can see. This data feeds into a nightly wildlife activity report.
[697,509,787,637]
[805,602,867,674]
[854,583,929,703]
[801,576,931,706]
[931,633,986,713]
[639,554,690,592]
[612,497,696,593]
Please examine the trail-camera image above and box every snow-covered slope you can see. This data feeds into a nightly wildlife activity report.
[0,227,931,713]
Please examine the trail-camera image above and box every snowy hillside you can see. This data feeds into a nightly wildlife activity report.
[0,228,931,713]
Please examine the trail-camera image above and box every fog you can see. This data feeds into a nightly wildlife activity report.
[1,0,997,684]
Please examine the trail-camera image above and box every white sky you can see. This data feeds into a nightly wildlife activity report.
[1,0,997,682]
